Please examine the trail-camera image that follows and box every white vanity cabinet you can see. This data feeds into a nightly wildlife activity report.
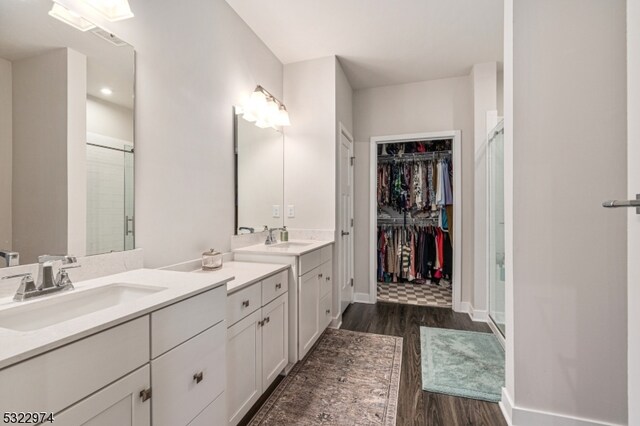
[0,285,228,426]
[298,246,333,359]
[233,241,334,364]
[54,366,151,426]
[226,270,288,426]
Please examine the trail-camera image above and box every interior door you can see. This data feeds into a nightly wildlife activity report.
[339,127,354,314]
[627,2,639,422]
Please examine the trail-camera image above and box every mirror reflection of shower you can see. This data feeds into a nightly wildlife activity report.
[86,132,134,255]
[488,120,505,336]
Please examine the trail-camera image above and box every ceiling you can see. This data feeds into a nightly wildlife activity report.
[226,0,504,90]
[0,0,134,108]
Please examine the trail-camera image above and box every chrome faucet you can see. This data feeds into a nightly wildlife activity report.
[0,250,19,267]
[1,255,80,302]
[264,227,284,245]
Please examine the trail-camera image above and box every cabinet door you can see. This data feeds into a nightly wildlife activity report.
[262,293,288,391]
[227,309,262,426]
[53,365,150,426]
[151,323,226,426]
[320,259,333,299]
[319,293,332,330]
[299,268,320,359]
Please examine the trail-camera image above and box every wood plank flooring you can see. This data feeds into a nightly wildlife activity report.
[242,301,507,426]
[341,302,507,426]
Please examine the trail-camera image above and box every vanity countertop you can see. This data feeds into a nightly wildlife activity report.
[191,261,290,295]
[0,268,234,370]
[232,239,334,256]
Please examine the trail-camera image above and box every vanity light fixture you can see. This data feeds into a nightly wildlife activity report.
[100,87,113,95]
[82,0,134,22]
[48,2,96,31]
[239,85,291,128]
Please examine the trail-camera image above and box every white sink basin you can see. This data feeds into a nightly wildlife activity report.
[269,242,313,249]
[0,283,167,332]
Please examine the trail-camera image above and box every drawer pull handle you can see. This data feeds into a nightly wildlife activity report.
[193,372,204,384]
[326,276,330,281]
[275,283,282,290]
[258,319,264,327]
[265,316,270,324]
[318,273,323,278]
[242,300,250,308]
[326,309,331,315]
[139,388,152,402]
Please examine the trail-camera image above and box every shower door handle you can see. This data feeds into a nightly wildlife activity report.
[125,216,135,235]
[602,194,640,214]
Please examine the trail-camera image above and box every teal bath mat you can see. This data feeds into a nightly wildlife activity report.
[420,327,504,402]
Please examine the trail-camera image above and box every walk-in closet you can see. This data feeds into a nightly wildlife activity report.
[374,135,459,309]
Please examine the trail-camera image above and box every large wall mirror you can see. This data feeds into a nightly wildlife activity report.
[235,110,284,234]
[0,0,135,266]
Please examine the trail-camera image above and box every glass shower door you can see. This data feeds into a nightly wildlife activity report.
[488,121,506,335]
[124,145,134,251]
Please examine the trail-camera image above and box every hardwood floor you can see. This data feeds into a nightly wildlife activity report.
[341,302,507,426]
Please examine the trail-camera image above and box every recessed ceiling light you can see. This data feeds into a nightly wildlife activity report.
[82,0,134,22]
[100,87,113,96]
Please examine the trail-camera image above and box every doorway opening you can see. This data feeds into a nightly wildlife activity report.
[369,131,462,310]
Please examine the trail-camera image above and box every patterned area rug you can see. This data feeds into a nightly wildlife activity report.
[377,282,452,307]
[248,328,403,425]
[420,327,504,402]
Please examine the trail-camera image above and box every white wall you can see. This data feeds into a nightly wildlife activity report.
[627,0,640,423]
[352,76,474,302]
[12,49,71,264]
[77,0,284,267]
[0,58,11,252]
[66,48,87,258]
[86,96,133,143]
[283,56,336,231]
[509,0,627,423]
[497,70,504,117]
[472,62,497,315]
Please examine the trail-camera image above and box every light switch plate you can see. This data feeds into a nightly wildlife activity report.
[272,205,281,218]
[287,205,295,218]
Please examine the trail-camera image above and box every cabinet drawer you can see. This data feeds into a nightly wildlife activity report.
[227,282,261,327]
[320,293,332,330]
[262,270,288,305]
[188,393,225,426]
[299,249,321,276]
[320,260,332,298]
[152,286,225,358]
[152,322,226,426]
[0,317,149,414]
[320,245,332,263]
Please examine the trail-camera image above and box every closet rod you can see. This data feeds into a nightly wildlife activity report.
[378,150,452,163]
[378,217,438,225]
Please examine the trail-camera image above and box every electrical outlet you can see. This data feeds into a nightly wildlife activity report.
[272,205,280,218]
[287,205,295,218]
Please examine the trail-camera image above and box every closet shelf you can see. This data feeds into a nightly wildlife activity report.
[377,150,452,164]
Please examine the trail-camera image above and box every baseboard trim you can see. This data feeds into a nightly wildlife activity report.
[501,387,623,426]
[354,292,375,304]
[499,387,514,425]
[459,301,488,322]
